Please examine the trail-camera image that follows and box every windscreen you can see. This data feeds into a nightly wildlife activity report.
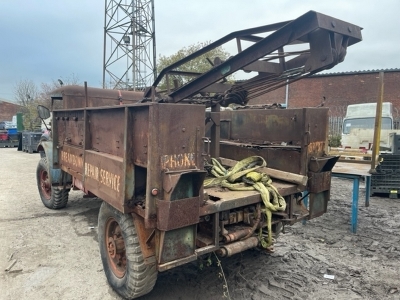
[342,117,392,134]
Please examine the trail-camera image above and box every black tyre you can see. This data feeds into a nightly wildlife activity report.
[36,157,69,209]
[98,201,157,299]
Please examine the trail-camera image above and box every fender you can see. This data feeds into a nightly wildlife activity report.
[37,140,71,185]
[36,132,50,158]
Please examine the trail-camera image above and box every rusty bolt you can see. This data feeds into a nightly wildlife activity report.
[182,128,186,132]
[151,188,158,196]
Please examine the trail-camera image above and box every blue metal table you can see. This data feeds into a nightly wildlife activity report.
[331,162,372,233]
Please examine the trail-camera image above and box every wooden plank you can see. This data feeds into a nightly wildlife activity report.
[219,157,308,186]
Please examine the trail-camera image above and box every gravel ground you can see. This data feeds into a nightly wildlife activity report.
[1,147,400,300]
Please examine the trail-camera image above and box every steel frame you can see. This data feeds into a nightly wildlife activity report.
[145,11,362,103]
[103,0,156,90]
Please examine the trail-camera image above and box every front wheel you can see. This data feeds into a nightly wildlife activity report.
[98,201,157,299]
[36,158,70,209]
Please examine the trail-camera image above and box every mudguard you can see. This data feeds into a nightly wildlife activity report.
[37,140,71,185]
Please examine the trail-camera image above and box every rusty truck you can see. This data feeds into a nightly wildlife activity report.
[36,11,362,299]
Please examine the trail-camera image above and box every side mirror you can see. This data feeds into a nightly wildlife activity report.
[37,105,51,120]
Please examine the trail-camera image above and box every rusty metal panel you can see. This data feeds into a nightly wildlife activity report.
[156,104,205,171]
[123,107,135,206]
[307,171,331,193]
[51,85,143,109]
[308,141,326,157]
[159,226,196,264]
[309,191,329,219]
[144,104,205,228]
[219,143,302,174]
[130,106,150,167]
[299,107,329,174]
[132,212,156,263]
[304,108,329,157]
[220,108,329,145]
[217,107,331,175]
[54,110,85,148]
[84,150,125,212]
[157,197,200,231]
[59,144,84,181]
[315,13,362,41]
[162,171,206,201]
[309,155,340,173]
[221,109,305,144]
[88,107,125,157]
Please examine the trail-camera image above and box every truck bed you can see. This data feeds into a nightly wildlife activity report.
[200,180,300,216]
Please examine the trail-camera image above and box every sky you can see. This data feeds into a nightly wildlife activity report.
[0,0,399,101]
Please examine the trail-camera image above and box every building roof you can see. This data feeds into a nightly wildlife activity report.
[313,68,400,78]
[0,98,21,106]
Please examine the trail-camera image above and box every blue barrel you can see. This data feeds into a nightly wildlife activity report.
[7,128,17,135]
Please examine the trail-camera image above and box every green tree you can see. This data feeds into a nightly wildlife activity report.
[156,41,231,91]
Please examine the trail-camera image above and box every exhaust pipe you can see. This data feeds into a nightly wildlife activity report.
[223,228,252,243]
[216,237,259,257]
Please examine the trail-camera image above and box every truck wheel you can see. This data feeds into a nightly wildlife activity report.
[36,158,69,209]
[98,201,157,299]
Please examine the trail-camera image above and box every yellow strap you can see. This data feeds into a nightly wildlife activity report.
[205,156,286,248]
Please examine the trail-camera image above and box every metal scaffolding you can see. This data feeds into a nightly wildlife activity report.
[103,0,156,90]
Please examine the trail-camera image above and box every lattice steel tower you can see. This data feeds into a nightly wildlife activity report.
[103,0,156,90]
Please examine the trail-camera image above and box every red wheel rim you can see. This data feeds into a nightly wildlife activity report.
[105,217,127,278]
[40,169,51,200]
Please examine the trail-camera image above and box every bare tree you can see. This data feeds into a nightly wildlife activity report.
[39,73,81,105]
[13,74,81,130]
[13,79,39,107]
[13,79,41,130]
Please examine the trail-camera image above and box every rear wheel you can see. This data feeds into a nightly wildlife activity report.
[98,201,157,299]
[36,158,69,209]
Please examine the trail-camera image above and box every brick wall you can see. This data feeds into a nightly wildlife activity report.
[250,70,400,117]
[0,101,23,121]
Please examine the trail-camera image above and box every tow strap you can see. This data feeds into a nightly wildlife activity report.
[204,156,286,247]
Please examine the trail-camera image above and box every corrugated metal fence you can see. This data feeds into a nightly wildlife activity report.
[329,116,343,136]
